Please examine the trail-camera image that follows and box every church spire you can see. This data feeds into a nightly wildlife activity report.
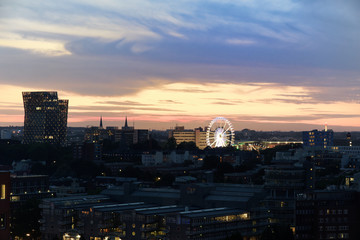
[125,116,128,128]
[100,115,103,128]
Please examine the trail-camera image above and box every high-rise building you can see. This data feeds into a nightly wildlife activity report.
[23,91,68,145]
[303,129,334,148]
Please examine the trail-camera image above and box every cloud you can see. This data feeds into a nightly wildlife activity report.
[96,101,152,106]
[226,38,256,46]
[1,1,360,130]
[158,100,182,104]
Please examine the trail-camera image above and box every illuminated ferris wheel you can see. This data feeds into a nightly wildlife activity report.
[206,117,235,148]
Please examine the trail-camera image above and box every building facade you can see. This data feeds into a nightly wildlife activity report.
[0,171,10,239]
[169,126,207,149]
[303,129,334,148]
[23,91,68,145]
[10,175,53,203]
[296,190,360,240]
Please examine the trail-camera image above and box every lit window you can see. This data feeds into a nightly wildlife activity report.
[11,196,20,202]
[1,185,5,200]
[0,214,5,229]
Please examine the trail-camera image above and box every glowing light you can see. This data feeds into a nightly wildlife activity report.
[206,117,235,148]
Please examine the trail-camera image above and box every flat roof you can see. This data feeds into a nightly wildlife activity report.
[132,191,179,199]
[180,208,246,218]
[136,205,186,215]
[12,175,48,178]
[43,194,109,204]
[94,203,156,213]
[206,195,250,202]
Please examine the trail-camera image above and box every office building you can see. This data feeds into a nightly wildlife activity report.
[10,175,53,203]
[0,171,10,239]
[296,190,360,240]
[169,126,208,149]
[264,162,314,226]
[133,129,149,144]
[39,195,110,240]
[23,91,68,145]
[40,199,267,240]
[303,129,334,148]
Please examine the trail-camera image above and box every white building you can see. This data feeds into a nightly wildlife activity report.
[0,129,11,139]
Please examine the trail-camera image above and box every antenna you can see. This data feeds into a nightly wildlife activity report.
[325,122,328,132]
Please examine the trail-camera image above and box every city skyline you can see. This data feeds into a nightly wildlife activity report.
[1,1,360,131]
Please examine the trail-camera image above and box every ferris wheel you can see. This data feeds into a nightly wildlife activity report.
[206,117,235,148]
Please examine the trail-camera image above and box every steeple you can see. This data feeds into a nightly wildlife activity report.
[125,116,128,128]
[100,115,103,128]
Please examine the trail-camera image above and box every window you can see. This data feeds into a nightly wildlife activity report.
[1,184,5,200]
[0,214,5,229]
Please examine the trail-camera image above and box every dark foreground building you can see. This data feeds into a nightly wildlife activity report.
[296,190,360,240]
[39,183,269,240]
[0,171,10,239]
[23,91,68,145]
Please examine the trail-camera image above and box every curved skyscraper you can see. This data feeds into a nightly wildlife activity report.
[22,91,68,145]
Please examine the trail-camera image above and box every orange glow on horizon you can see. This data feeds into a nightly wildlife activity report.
[1,83,360,131]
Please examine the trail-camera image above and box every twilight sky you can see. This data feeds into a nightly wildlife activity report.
[1,0,360,131]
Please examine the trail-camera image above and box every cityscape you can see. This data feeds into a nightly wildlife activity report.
[1,1,360,240]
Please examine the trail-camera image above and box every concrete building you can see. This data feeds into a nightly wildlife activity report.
[133,129,149,144]
[50,178,86,197]
[73,142,102,163]
[264,162,314,226]
[102,182,266,210]
[0,129,11,140]
[39,195,110,240]
[169,126,208,149]
[296,190,360,240]
[141,152,164,166]
[22,91,68,145]
[41,200,268,240]
[141,150,194,166]
[10,175,53,203]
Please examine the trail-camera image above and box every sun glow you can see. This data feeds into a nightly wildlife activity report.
[1,82,360,130]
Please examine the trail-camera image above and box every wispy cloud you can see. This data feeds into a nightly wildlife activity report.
[226,38,256,46]
[1,1,360,130]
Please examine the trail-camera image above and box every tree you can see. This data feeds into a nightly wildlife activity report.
[202,155,220,169]
[164,137,177,150]
[177,141,198,151]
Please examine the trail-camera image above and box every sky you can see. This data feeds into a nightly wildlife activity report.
[1,0,360,131]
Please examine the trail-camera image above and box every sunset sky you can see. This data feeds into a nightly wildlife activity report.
[1,0,360,131]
